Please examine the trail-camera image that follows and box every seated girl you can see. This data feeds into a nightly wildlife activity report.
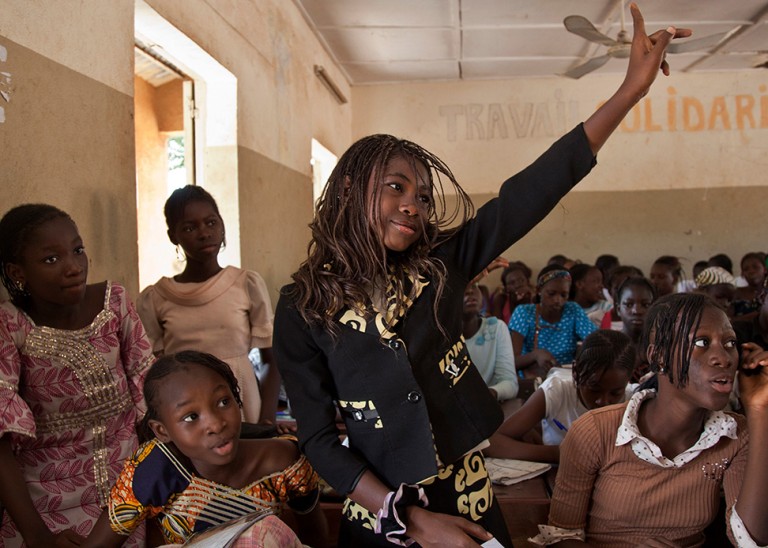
[569,263,612,328]
[463,283,519,411]
[509,265,596,378]
[485,330,635,463]
[614,276,656,382]
[733,252,767,319]
[490,261,534,325]
[82,351,327,547]
[532,293,768,547]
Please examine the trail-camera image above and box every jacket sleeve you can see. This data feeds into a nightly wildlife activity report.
[273,294,369,495]
[445,124,596,281]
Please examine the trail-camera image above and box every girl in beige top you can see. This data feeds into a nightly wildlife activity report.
[138,185,280,424]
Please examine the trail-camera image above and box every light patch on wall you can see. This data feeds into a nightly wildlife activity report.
[0,44,9,123]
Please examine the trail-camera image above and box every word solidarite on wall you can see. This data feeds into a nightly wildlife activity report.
[439,85,768,142]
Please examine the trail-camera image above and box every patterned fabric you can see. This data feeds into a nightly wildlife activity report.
[342,451,494,537]
[508,302,596,365]
[108,438,319,544]
[137,267,273,423]
[0,282,152,546]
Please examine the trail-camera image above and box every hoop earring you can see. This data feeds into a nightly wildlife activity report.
[220,232,226,252]
[175,245,186,262]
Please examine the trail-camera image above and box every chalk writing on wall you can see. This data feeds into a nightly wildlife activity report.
[0,44,9,124]
[439,85,768,142]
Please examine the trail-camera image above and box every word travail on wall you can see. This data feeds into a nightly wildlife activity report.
[439,85,768,142]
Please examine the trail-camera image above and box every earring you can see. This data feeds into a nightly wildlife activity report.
[175,245,186,262]
[220,232,226,251]
[13,280,30,298]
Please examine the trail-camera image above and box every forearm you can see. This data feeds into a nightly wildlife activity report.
[735,407,768,543]
[485,433,559,463]
[347,469,392,514]
[0,438,53,547]
[583,85,644,154]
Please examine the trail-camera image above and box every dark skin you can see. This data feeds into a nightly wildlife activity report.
[1,217,112,547]
[82,366,328,548]
[168,199,282,423]
[553,308,768,546]
[349,5,691,546]
[512,277,570,376]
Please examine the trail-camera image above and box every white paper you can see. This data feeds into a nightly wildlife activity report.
[481,537,505,548]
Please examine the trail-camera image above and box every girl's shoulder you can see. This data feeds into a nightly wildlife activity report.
[239,437,302,478]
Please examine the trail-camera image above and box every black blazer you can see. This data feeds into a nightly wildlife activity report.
[274,125,596,495]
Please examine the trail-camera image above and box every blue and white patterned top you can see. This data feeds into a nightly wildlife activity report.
[508,302,596,366]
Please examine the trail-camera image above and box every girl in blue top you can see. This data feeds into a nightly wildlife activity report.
[510,265,596,378]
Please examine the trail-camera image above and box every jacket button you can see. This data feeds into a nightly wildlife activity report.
[388,339,401,350]
[407,391,421,403]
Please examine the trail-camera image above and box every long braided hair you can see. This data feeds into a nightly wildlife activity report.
[289,134,474,336]
[0,204,74,308]
[642,292,716,388]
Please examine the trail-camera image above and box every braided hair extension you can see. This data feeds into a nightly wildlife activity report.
[288,134,474,337]
[0,204,73,308]
[137,350,242,443]
[572,329,635,388]
[643,292,714,388]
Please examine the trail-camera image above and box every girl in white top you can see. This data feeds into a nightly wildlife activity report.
[486,329,635,463]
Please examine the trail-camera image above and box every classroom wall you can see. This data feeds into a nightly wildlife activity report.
[0,1,138,292]
[2,1,765,303]
[352,72,768,280]
[143,0,352,300]
[0,0,351,302]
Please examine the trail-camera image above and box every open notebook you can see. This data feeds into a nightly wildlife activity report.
[485,458,551,485]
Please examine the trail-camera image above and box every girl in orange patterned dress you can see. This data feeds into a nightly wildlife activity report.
[82,351,327,547]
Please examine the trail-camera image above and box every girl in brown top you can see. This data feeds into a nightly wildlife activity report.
[534,293,768,547]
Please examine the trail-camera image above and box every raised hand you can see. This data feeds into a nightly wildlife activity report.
[621,3,692,101]
[739,342,768,411]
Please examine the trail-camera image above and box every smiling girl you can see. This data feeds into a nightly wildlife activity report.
[0,204,153,547]
[137,185,280,424]
[274,6,692,547]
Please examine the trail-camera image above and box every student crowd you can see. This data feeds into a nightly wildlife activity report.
[1,5,767,547]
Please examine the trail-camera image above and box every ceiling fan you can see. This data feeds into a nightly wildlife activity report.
[562,3,728,79]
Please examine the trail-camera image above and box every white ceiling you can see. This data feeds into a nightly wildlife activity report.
[294,0,768,84]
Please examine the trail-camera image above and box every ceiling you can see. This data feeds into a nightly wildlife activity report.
[294,0,768,85]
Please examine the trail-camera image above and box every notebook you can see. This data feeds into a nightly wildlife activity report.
[485,457,551,485]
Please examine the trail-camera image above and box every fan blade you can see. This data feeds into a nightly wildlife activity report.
[562,54,613,79]
[666,32,727,54]
[564,15,619,47]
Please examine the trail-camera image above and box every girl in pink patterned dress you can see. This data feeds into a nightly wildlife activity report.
[0,204,153,547]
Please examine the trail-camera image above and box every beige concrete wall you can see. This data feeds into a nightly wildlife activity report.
[1,0,351,303]
[0,29,139,295]
[353,72,768,279]
[144,0,353,290]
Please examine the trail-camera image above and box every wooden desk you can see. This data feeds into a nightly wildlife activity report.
[493,475,551,548]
